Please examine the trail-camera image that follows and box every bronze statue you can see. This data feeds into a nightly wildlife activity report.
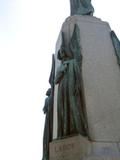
[42,89,52,160]
[42,55,55,160]
[70,0,94,16]
[55,24,88,138]
[111,31,120,65]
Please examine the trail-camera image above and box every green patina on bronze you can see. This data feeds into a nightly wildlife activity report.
[42,55,55,160]
[70,0,94,16]
[55,24,88,139]
[111,31,120,65]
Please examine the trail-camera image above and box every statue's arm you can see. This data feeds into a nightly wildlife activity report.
[111,31,120,65]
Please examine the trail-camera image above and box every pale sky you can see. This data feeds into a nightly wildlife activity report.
[0,0,120,160]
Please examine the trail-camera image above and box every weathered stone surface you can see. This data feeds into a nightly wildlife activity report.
[50,135,91,160]
[50,135,120,160]
[77,16,120,142]
[53,15,120,142]
[91,142,120,160]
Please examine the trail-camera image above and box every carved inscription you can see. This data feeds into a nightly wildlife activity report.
[50,135,90,160]
[54,143,74,153]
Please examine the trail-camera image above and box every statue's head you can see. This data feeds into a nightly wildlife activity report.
[46,88,51,96]
[57,48,67,61]
[57,32,68,61]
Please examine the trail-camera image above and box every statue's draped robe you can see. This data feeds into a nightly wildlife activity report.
[55,25,88,138]
[42,55,55,160]
[43,92,51,160]
[70,0,94,16]
[55,24,88,138]
[55,58,88,138]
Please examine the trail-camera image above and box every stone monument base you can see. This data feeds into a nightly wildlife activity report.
[53,15,120,141]
[50,135,120,160]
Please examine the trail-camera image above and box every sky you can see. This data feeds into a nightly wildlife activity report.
[0,0,120,160]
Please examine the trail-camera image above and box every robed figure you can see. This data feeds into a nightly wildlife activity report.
[70,0,94,16]
[55,24,88,139]
[42,55,55,160]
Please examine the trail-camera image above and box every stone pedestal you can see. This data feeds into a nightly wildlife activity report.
[52,15,120,159]
[53,15,120,142]
[50,135,120,160]
[50,135,91,160]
